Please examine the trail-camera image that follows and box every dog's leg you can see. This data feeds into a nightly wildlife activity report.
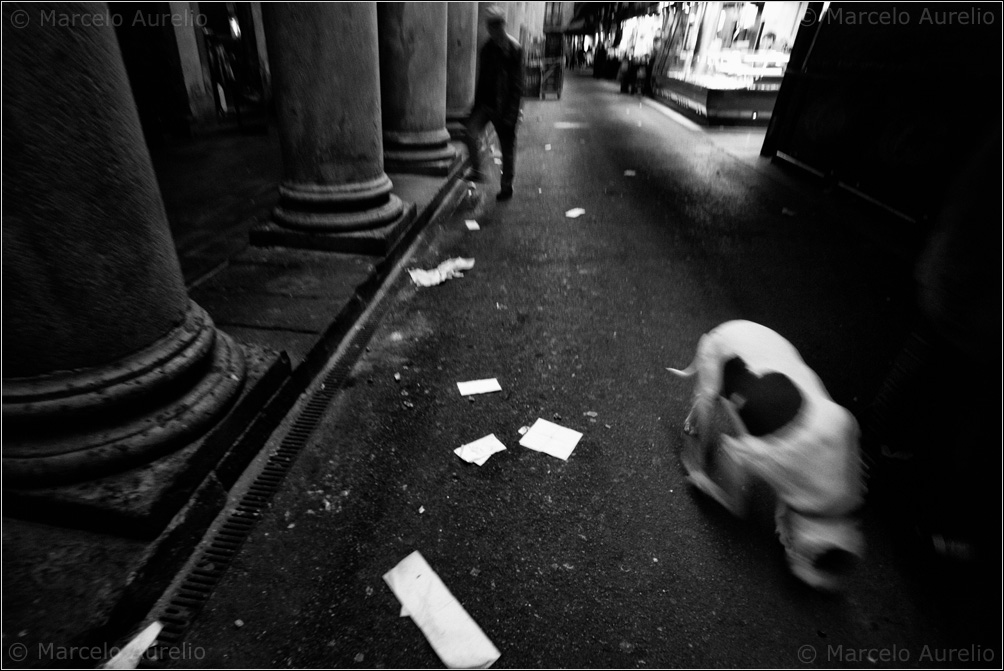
[686,468,746,517]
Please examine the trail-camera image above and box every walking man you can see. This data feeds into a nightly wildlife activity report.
[465,6,524,200]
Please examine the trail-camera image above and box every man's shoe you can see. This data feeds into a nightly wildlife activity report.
[496,184,513,201]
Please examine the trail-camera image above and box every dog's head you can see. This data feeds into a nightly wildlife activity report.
[721,357,804,437]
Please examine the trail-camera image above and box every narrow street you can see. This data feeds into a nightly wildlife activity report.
[164,72,990,668]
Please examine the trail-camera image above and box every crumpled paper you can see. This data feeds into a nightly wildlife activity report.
[454,434,507,466]
[409,258,475,287]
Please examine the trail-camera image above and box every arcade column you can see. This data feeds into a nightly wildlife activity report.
[378,2,457,175]
[2,3,246,486]
[446,2,479,138]
[260,2,410,238]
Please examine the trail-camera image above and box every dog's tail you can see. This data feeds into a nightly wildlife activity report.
[665,360,697,378]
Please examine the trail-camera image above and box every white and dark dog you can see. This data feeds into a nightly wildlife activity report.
[667,320,865,590]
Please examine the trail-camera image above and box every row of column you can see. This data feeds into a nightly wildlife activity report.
[1,2,482,487]
[266,2,479,232]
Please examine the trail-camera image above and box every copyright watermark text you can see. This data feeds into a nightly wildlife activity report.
[797,643,995,665]
[9,7,207,29]
[801,5,995,27]
[7,641,205,664]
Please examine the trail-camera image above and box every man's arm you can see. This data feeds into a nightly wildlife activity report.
[503,40,523,126]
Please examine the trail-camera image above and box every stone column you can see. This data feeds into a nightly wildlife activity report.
[378,2,457,175]
[263,2,406,232]
[2,3,245,486]
[446,2,479,137]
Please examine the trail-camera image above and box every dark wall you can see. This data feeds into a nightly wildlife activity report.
[111,3,192,149]
[764,2,1002,223]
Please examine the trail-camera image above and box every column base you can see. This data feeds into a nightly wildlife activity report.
[446,107,472,140]
[272,174,407,233]
[3,303,247,487]
[383,128,458,176]
[252,201,418,256]
[2,344,290,538]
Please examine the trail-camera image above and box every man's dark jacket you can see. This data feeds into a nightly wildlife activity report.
[474,34,524,127]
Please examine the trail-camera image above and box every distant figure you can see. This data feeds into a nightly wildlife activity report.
[464,6,524,201]
[593,42,607,78]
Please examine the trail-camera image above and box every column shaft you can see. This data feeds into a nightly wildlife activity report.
[446,2,479,129]
[263,2,405,231]
[2,2,245,485]
[378,2,457,175]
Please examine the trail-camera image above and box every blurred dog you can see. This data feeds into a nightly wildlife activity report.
[667,320,865,590]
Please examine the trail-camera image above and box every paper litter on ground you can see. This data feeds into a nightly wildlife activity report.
[624,170,636,177]
[544,144,552,150]
[454,434,507,466]
[384,551,501,669]
[408,258,475,287]
[457,378,502,396]
[465,219,480,231]
[101,621,163,669]
[519,418,583,461]
[565,208,586,218]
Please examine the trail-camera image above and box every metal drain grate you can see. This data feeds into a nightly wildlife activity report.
[139,318,379,668]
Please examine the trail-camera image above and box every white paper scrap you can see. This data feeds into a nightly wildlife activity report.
[565,208,586,219]
[519,418,583,461]
[457,378,502,396]
[454,434,507,466]
[101,621,163,669]
[384,551,501,669]
[465,219,480,231]
[624,170,636,177]
[409,258,475,287]
[544,144,552,150]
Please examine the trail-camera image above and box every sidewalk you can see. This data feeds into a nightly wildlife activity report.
[1,129,473,668]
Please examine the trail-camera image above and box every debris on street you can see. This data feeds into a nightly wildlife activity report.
[465,219,480,231]
[565,208,586,218]
[101,621,163,670]
[544,144,551,150]
[384,551,501,669]
[519,418,583,461]
[408,258,475,287]
[457,378,501,396]
[624,170,636,177]
[454,434,507,466]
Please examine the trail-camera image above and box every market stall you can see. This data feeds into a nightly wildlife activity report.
[650,1,809,124]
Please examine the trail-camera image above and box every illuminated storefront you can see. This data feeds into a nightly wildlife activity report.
[650,1,810,123]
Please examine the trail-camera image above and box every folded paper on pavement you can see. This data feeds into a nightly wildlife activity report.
[455,434,507,466]
[519,418,583,461]
[409,258,475,287]
[457,378,502,396]
[465,219,480,230]
[384,551,501,669]
[565,208,586,218]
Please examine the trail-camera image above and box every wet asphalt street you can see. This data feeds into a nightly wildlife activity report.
[167,73,995,668]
